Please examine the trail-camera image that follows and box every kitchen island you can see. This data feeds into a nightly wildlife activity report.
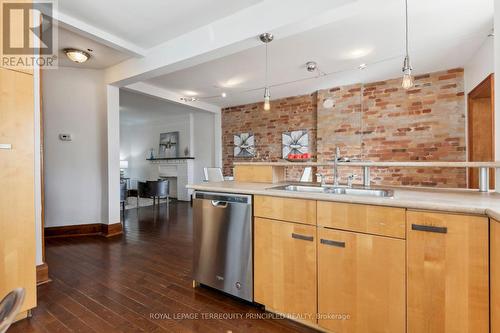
[187,179,500,333]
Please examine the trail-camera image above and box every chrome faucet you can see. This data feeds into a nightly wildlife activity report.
[316,173,326,187]
[347,174,357,188]
[333,146,340,187]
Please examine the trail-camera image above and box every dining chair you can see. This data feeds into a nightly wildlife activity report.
[120,180,127,212]
[147,180,170,210]
[137,181,150,207]
[300,167,313,182]
[0,288,25,333]
[203,167,224,182]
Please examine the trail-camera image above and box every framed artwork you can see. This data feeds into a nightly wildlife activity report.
[282,130,308,158]
[159,131,179,158]
[234,132,255,157]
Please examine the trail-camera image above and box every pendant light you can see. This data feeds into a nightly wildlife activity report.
[260,33,273,110]
[401,0,414,89]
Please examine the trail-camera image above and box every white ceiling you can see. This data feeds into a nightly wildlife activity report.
[58,0,263,49]
[57,26,130,69]
[144,0,494,108]
[120,89,204,125]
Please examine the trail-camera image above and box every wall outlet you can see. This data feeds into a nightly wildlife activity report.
[59,134,72,141]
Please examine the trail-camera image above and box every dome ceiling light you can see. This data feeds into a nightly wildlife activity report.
[63,48,91,63]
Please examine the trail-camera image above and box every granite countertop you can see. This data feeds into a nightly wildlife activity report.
[187,181,500,221]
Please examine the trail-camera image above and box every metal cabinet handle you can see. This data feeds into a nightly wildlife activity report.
[411,224,447,234]
[320,239,346,248]
[211,200,228,208]
[0,143,12,150]
[291,233,314,242]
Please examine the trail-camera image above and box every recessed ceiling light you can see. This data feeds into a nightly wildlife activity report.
[183,90,198,96]
[341,48,373,60]
[221,92,227,98]
[63,48,90,63]
[359,63,367,70]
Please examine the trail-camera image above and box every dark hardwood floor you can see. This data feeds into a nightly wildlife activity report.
[10,202,317,333]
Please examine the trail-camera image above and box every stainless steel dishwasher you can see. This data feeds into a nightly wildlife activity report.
[192,191,253,302]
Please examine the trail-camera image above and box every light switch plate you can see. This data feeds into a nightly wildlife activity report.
[59,134,72,141]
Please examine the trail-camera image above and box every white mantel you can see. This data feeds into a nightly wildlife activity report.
[148,158,194,201]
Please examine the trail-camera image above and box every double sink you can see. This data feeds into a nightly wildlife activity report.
[269,184,394,198]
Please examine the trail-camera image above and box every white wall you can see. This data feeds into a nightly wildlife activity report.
[120,112,215,187]
[42,68,108,227]
[464,36,494,95]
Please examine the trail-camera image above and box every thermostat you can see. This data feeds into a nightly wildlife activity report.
[59,134,72,141]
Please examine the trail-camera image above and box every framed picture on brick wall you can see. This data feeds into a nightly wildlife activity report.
[282,130,308,158]
[234,132,255,157]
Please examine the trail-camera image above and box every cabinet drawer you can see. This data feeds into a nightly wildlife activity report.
[317,202,405,239]
[254,195,316,225]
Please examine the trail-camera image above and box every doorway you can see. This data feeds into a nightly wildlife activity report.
[468,74,495,189]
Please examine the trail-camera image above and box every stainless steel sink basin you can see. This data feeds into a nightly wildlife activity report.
[272,185,328,193]
[269,184,394,198]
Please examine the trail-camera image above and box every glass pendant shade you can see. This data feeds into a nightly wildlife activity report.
[263,87,271,110]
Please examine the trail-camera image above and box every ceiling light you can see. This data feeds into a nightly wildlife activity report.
[183,90,198,96]
[221,92,227,98]
[264,87,271,111]
[401,0,414,90]
[342,48,373,60]
[359,63,367,70]
[323,98,334,109]
[306,61,317,72]
[180,97,198,102]
[260,32,273,111]
[63,48,90,63]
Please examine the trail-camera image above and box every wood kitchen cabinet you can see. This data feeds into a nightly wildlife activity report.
[0,67,36,316]
[254,195,316,225]
[254,217,317,324]
[491,219,500,333]
[317,227,405,333]
[407,211,489,333]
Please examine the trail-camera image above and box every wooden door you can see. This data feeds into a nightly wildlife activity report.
[407,211,489,333]
[317,228,405,332]
[0,67,36,313]
[254,217,317,324]
[468,74,494,189]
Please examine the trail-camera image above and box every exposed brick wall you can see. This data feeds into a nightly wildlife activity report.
[317,68,466,187]
[222,68,467,187]
[222,93,317,180]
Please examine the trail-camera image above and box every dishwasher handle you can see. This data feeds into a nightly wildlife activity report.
[211,200,229,208]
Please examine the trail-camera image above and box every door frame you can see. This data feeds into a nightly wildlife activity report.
[467,73,495,188]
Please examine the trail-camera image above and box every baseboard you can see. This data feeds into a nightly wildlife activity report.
[36,262,51,285]
[45,222,123,238]
[102,222,123,237]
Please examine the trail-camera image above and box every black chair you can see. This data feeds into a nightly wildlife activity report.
[120,180,127,212]
[137,181,150,207]
[147,180,170,210]
[0,288,25,333]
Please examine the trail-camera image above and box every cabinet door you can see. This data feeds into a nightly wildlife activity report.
[407,211,489,333]
[254,217,317,324]
[318,228,405,332]
[0,67,36,312]
[491,219,500,333]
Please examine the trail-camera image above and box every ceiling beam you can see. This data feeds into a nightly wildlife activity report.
[55,11,147,58]
[105,0,356,86]
[123,82,221,114]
